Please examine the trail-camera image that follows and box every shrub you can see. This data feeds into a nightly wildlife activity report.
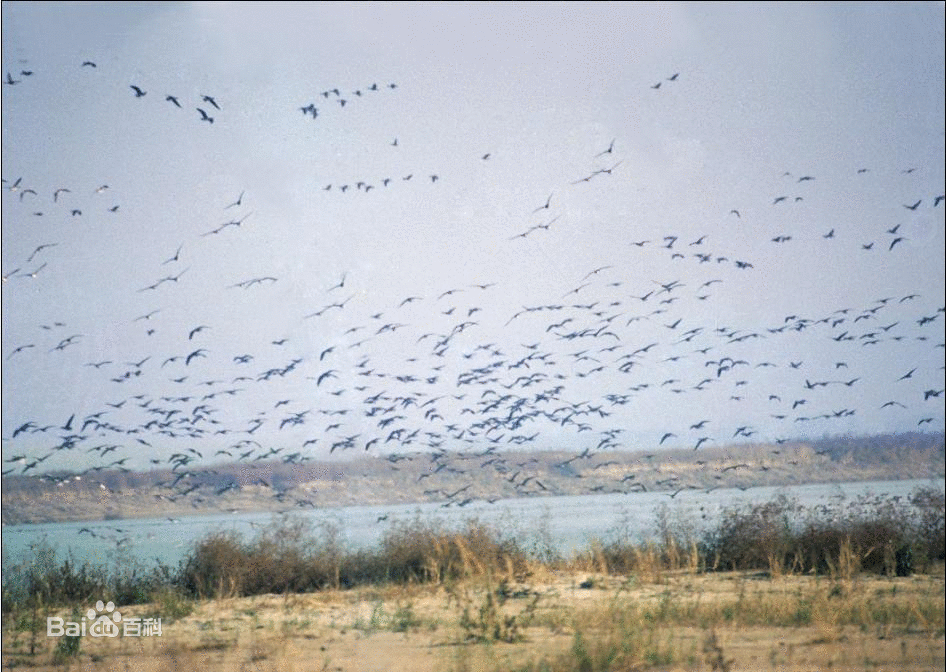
[911,486,945,565]
[701,495,797,572]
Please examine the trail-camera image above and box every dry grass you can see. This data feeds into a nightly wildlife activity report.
[3,491,943,670]
[3,565,943,672]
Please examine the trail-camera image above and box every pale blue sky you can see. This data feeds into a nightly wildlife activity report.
[2,2,944,474]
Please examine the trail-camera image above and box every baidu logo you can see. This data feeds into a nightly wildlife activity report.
[86,600,122,637]
[47,600,161,637]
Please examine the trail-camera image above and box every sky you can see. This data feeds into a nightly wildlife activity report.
[1,2,944,478]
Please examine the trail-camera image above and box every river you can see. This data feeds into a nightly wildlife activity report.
[2,478,940,576]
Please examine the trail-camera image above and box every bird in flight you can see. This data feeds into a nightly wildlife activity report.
[163,245,182,265]
[165,95,181,107]
[532,193,553,214]
[328,272,347,291]
[201,94,220,109]
[188,325,210,340]
[197,108,214,123]
[225,191,245,209]
[129,85,146,97]
[27,243,58,262]
[595,139,616,158]
[7,344,35,359]
[316,370,338,386]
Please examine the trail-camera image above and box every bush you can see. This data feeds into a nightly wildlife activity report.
[175,514,529,599]
[4,488,942,613]
[911,486,945,564]
[375,518,529,584]
[701,495,797,572]
[698,489,940,577]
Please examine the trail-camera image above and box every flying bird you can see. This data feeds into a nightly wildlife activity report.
[595,139,616,157]
[532,193,553,214]
[197,108,214,123]
[188,325,210,340]
[328,272,347,291]
[27,243,58,262]
[163,245,183,265]
[129,85,146,97]
[316,370,338,386]
[225,191,245,209]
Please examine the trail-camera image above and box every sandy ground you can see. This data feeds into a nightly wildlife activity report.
[3,569,944,671]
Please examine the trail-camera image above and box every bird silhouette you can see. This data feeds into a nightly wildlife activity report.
[533,193,553,214]
[225,191,245,209]
[129,85,146,97]
[595,139,616,158]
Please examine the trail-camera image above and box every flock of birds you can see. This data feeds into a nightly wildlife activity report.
[2,55,944,520]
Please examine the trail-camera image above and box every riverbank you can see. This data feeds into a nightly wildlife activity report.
[3,433,943,525]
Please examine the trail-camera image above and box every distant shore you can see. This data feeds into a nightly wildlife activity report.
[3,433,943,525]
